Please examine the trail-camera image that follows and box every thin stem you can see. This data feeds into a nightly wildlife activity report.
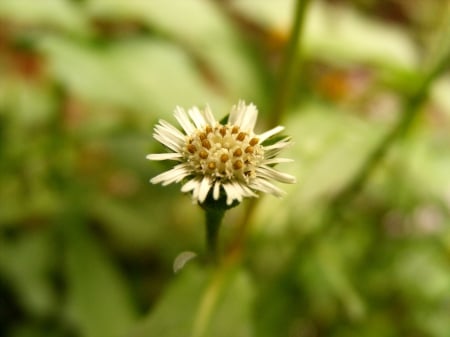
[270,0,310,127]
[222,0,311,263]
[205,208,225,264]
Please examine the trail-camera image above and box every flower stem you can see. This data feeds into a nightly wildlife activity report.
[205,208,225,264]
[270,0,310,126]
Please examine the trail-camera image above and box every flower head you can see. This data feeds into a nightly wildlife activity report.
[147,100,296,206]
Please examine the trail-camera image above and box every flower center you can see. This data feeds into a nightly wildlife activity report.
[183,124,264,181]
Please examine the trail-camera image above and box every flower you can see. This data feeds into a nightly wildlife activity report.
[146,100,296,205]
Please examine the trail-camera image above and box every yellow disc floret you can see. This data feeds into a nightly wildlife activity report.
[183,124,264,182]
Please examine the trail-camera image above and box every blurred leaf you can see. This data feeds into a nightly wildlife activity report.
[431,75,450,118]
[0,77,56,127]
[416,307,450,337]
[253,101,387,233]
[0,229,56,317]
[129,265,254,337]
[88,195,162,251]
[107,40,226,117]
[231,0,419,71]
[9,322,62,337]
[39,36,226,124]
[64,223,136,337]
[85,0,267,102]
[379,125,450,212]
[303,1,419,70]
[314,241,365,320]
[129,266,207,337]
[0,0,88,35]
[393,246,450,301]
[206,269,254,337]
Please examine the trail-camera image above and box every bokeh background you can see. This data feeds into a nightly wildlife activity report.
[1,0,450,336]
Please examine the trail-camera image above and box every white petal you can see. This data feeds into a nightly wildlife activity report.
[232,181,257,199]
[263,139,292,158]
[239,182,258,198]
[265,150,288,159]
[256,166,296,184]
[250,178,285,197]
[188,106,206,129]
[181,178,200,192]
[151,164,191,186]
[204,104,216,125]
[174,106,196,134]
[159,120,186,141]
[154,132,181,152]
[230,182,243,202]
[192,179,201,200]
[222,182,239,205]
[228,100,246,127]
[198,176,212,203]
[262,137,292,150]
[258,125,284,142]
[213,181,221,200]
[146,153,183,161]
[262,157,294,165]
[239,102,258,132]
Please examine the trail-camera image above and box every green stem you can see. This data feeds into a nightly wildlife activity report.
[270,0,310,126]
[226,0,310,264]
[205,208,225,264]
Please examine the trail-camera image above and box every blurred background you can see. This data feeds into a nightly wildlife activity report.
[1,0,450,336]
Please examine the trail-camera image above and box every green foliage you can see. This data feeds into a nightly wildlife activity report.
[130,266,253,337]
[1,0,450,337]
[64,223,136,337]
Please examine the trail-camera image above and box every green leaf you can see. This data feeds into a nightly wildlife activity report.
[231,0,419,72]
[0,229,57,317]
[129,266,254,337]
[0,0,88,35]
[85,0,267,102]
[129,267,207,337]
[206,269,254,337]
[219,113,230,125]
[39,37,227,124]
[64,223,136,337]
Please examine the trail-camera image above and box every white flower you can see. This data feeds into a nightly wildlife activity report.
[146,100,296,205]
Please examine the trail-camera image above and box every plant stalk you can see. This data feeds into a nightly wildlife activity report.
[205,208,225,264]
[270,0,310,127]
